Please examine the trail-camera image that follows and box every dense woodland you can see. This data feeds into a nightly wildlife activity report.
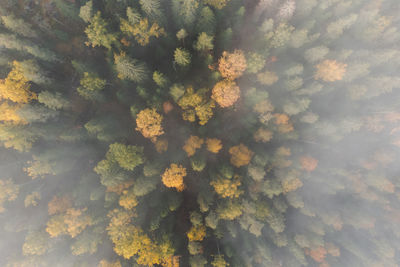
[0,0,400,266]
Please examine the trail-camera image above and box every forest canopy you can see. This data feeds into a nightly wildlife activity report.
[0,0,400,267]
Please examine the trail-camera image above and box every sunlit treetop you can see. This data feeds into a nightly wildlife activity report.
[162,164,187,191]
[218,50,247,80]
[136,108,164,140]
[314,60,347,82]
[211,80,240,108]
[0,61,37,104]
[229,144,254,168]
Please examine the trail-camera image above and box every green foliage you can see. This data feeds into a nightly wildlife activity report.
[85,11,116,49]
[194,32,214,51]
[79,0,93,23]
[114,53,148,82]
[107,143,145,171]
[0,14,37,38]
[77,72,106,101]
[174,48,191,66]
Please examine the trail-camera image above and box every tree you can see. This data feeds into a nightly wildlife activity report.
[85,11,116,49]
[0,61,37,104]
[114,52,148,82]
[229,144,253,167]
[0,14,37,38]
[314,60,347,82]
[194,32,214,51]
[299,156,318,172]
[212,80,240,108]
[107,143,145,171]
[183,136,204,157]
[79,0,93,23]
[121,18,165,46]
[187,225,206,241]
[24,191,41,207]
[178,87,215,125]
[77,72,106,101]
[0,178,18,213]
[204,0,231,9]
[64,208,94,238]
[218,50,247,80]
[172,0,199,29]
[139,0,162,20]
[136,108,164,140]
[162,164,187,191]
[38,91,70,110]
[206,138,222,153]
[0,102,26,125]
[174,48,191,66]
[210,175,243,198]
[211,255,228,267]
[22,231,49,256]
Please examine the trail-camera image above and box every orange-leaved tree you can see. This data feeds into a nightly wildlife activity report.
[162,164,187,191]
[314,60,347,82]
[218,50,247,80]
[229,144,254,167]
[211,80,240,108]
[183,135,204,157]
[206,138,222,153]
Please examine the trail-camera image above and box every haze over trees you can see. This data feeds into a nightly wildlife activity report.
[0,0,400,266]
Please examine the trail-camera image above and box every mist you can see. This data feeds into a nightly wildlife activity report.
[0,0,399,266]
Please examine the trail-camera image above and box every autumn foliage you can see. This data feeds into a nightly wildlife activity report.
[229,144,254,167]
[218,50,247,80]
[162,164,187,191]
[183,135,204,157]
[212,80,240,108]
[136,108,164,140]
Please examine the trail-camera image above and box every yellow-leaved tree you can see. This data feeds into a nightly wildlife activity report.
[136,108,164,140]
[210,174,243,198]
[0,61,37,103]
[187,224,206,241]
[162,164,187,191]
